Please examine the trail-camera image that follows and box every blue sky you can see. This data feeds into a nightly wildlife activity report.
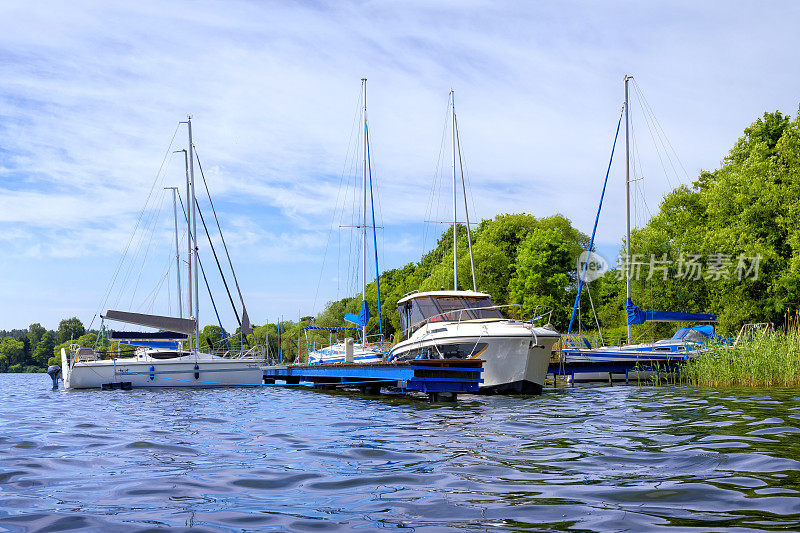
[1,1,799,330]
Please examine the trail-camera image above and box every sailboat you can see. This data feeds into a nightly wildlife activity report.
[307,79,388,365]
[387,91,560,394]
[562,75,718,373]
[60,117,264,389]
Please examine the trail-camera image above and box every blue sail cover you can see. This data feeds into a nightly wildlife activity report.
[626,298,716,325]
[344,300,370,327]
[119,340,180,350]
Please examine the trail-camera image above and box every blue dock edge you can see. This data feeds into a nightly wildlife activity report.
[547,360,684,383]
[263,359,484,396]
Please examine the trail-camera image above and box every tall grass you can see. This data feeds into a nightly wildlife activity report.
[683,321,800,387]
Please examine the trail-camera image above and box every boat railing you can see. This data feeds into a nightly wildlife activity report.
[733,322,775,347]
[410,303,552,335]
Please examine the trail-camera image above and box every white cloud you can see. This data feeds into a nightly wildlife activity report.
[1,0,799,327]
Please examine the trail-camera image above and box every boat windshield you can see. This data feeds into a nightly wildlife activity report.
[399,295,503,338]
[432,296,503,321]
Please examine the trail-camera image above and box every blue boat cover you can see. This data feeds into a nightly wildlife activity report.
[672,325,715,339]
[119,340,180,350]
[626,298,716,325]
[344,300,370,327]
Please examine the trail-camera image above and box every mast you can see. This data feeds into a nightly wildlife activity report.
[182,147,192,333]
[361,78,368,346]
[187,116,200,352]
[297,310,302,363]
[624,75,632,345]
[451,90,458,290]
[165,186,182,319]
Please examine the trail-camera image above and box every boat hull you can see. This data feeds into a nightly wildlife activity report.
[63,353,263,389]
[391,324,558,394]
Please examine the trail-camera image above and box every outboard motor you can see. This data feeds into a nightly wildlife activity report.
[46,365,62,390]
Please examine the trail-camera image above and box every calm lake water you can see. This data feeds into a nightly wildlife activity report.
[1,374,799,532]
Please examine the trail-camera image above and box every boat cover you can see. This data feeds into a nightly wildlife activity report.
[672,325,715,339]
[626,298,716,325]
[119,340,180,350]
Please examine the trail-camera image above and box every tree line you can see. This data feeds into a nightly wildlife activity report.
[3,105,796,370]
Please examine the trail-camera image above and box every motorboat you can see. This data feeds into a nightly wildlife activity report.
[389,291,559,394]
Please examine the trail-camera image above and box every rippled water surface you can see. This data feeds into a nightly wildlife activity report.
[1,374,800,531]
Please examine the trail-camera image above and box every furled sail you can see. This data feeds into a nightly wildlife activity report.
[344,300,370,327]
[104,310,196,335]
[626,299,716,325]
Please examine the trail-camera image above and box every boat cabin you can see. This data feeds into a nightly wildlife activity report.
[396,290,504,339]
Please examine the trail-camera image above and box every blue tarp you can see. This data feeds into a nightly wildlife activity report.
[119,340,180,350]
[626,298,717,325]
[344,300,370,327]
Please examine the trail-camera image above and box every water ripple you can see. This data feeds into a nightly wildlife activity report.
[1,375,799,531]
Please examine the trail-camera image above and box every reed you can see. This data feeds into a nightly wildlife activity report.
[682,318,800,387]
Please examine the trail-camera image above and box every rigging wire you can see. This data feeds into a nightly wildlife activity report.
[126,187,169,312]
[193,149,250,335]
[90,122,181,330]
[312,84,362,312]
[419,94,452,290]
[632,79,692,183]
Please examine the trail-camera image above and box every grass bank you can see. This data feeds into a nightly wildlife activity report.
[683,325,800,387]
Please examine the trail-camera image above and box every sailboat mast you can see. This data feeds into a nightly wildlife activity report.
[166,186,182,319]
[361,78,368,346]
[451,90,458,290]
[182,148,192,333]
[624,75,632,345]
[188,116,200,352]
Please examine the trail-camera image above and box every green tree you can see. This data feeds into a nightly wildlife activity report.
[509,228,574,328]
[27,323,46,348]
[33,331,55,367]
[0,337,26,369]
[55,317,85,345]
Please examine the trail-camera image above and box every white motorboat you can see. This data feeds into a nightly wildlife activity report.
[61,117,264,389]
[389,291,559,394]
[386,92,557,394]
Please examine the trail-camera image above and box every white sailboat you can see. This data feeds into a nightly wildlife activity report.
[307,79,388,365]
[61,117,264,389]
[561,75,719,379]
[388,91,559,394]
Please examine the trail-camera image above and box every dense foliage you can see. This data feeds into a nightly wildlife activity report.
[306,213,589,352]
